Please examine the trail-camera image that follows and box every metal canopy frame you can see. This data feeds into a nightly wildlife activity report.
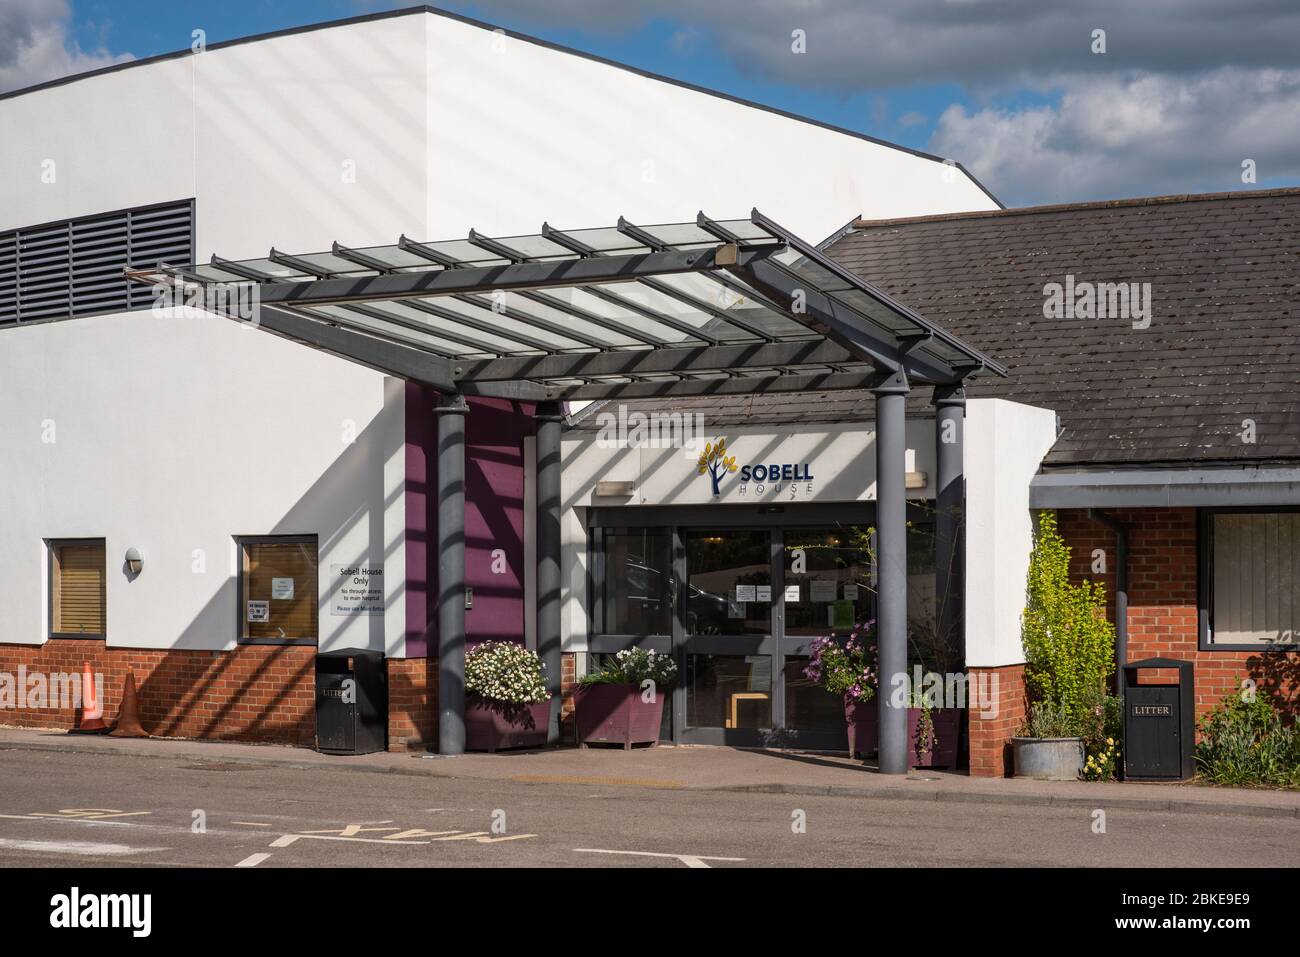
[134,210,1006,399]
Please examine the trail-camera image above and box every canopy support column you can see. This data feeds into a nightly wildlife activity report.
[436,394,469,755]
[934,385,966,664]
[536,402,564,745]
[874,372,911,775]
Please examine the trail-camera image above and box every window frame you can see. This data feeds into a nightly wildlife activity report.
[1198,506,1300,653]
[47,537,107,640]
[235,534,320,646]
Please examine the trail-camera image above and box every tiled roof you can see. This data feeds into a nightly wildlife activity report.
[575,189,1300,469]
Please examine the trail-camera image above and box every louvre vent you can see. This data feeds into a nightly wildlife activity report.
[0,199,193,325]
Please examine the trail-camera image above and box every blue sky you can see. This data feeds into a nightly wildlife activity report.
[6,1,1300,206]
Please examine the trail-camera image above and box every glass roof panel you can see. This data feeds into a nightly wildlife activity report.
[484,234,578,260]
[416,296,591,351]
[351,244,444,270]
[597,282,757,342]
[476,292,643,348]
[310,304,491,358]
[560,286,697,344]
[549,226,650,255]
[355,300,545,355]
[651,272,814,339]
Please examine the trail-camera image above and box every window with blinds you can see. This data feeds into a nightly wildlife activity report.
[0,200,193,325]
[51,540,107,637]
[1210,512,1300,647]
[240,538,319,643]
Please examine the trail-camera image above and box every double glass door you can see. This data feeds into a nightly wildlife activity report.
[591,520,880,748]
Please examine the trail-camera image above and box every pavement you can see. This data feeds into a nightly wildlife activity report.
[2,725,1298,819]
[0,732,1298,868]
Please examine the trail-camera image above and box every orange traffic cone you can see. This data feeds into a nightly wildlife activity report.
[70,661,108,734]
[109,668,149,738]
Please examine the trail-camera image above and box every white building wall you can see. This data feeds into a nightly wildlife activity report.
[423,14,994,241]
[0,308,406,655]
[0,8,1001,659]
[963,398,1060,668]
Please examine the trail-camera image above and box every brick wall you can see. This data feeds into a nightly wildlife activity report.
[1057,507,1298,719]
[0,640,315,745]
[0,641,443,751]
[967,663,1026,777]
[387,656,436,751]
[560,652,577,740]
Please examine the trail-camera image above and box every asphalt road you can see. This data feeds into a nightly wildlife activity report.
[0,748,1294,868]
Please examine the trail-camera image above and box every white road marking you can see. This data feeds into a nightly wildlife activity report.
[232,821,273,827]
[235,853,272,867]
[0,837,165,857]
[270,833,429,848]
[573,848,745,869]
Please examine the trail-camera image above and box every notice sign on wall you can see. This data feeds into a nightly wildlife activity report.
[271,578,295,600]
[247,601,269,623]
[330,564,384,616]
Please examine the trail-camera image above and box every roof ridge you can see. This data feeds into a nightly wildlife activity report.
[851,187,1300,230]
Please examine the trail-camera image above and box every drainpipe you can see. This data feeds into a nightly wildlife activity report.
[1087,509,1128,701]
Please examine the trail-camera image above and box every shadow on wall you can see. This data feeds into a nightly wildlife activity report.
[10,399,405,746]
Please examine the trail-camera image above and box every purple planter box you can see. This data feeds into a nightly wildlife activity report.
[464,696,550,752]
[845,697,960,768]
[909,707,960,768]
[573,683,666,749]
[844,696,879,759]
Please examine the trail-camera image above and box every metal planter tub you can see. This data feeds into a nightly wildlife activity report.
[574,683,666,749]
[1011,736,1085,780]
[464,696,550,752]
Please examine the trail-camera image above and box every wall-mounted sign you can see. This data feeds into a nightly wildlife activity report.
[694,436,818,500]
[784,584,801,603]
[844,583,859,601]
[247,600,269,623]
[735,585,757,603]
[330,564,384,616]
[271,578,295,600]
[756,585,772,602]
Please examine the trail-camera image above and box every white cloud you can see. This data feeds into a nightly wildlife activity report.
[0,0,133,95]
[930,68,1300,205]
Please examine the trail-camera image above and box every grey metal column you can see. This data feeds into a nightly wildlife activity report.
[536,402,564,745]
[874,372,911,775]
[436,394,469,755]
[934,385,965,664]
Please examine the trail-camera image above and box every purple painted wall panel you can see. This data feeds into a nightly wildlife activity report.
[405,385,534,658]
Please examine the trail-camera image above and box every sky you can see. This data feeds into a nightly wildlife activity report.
[2,0,1298,207]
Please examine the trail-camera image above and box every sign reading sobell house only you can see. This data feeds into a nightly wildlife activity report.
[330,563,384,616]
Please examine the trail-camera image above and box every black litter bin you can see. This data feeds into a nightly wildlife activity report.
[315,648,387,754]
[1122,657,1195,780]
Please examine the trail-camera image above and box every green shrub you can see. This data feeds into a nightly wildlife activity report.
[1021,511,1116,734]
[1195,693,1300,788]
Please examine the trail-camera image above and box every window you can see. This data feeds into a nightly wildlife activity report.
[0,200,193,325]
[239,537,318,644]
[1204,510,1300,649]
[50,540,106,638]
[594,527,673,636]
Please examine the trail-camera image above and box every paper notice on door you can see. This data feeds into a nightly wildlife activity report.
[784,584,801,603]
[735,585,757,603]
[810,580,837,603]
[271,577,295,600]
[247,601,269,623]
[844,583,859,601]
[756,585,772,602]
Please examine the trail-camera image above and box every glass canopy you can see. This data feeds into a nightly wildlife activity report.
[141,210,1006,398]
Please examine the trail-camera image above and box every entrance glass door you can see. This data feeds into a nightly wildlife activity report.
[678,528,776,744]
